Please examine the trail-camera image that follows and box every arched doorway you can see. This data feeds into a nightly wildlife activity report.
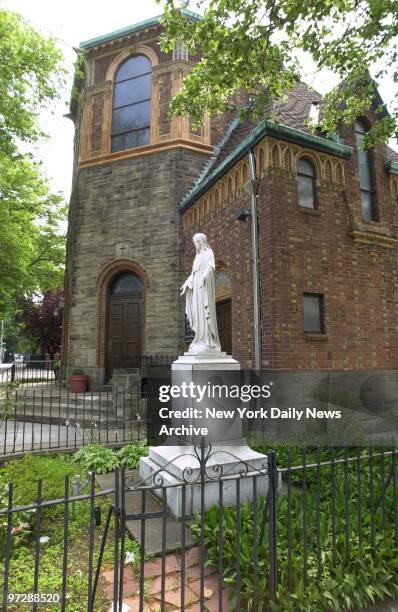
[106,271,143,379]
[215,270,232,355]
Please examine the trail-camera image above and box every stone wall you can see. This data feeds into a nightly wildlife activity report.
[64,147,208,385]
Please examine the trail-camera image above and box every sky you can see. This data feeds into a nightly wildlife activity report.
[3,0,397,202]
[2,0,162,200]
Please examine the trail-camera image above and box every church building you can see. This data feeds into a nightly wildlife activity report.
[63,12,398,387]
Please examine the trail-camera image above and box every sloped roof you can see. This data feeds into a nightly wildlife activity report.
[179,83,335,210]
[386,145,398,163]
[180,82,398,211]
[79,9,201,50]
[208,82,322,178]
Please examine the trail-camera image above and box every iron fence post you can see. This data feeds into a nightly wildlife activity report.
[268,451,278,601]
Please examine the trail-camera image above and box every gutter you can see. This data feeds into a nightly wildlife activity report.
[247,150,262,370]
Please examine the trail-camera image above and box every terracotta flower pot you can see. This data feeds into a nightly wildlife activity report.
[68,374,89,393]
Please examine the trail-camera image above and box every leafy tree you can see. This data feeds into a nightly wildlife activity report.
[159,1,398,145]
[0,8,63,155]
[20,290,63,358]
[0,9,66,317]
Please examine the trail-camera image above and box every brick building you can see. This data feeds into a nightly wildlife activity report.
[63,13,398,386]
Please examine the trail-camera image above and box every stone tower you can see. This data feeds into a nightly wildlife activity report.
[62,14,213,386]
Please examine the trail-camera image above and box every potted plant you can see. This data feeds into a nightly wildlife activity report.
[68,368,89,393]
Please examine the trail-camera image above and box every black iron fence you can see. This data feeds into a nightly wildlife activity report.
[0,362,58,388]
[0,356,179,388]
[0,388,147,457]
[0,443,397,611]
[110,354,178,369]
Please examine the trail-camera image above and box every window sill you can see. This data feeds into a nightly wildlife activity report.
[305,333,328,342]
[349,220,396,249]
[298,207,322,216]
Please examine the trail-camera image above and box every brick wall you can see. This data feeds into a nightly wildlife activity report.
[182,115,398,371]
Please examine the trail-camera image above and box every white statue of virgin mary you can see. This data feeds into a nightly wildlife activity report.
[180,233,221,354]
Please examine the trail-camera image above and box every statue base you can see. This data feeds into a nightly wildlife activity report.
[139,352,269,518]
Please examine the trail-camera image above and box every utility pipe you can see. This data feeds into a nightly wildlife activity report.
[247,150,262,370]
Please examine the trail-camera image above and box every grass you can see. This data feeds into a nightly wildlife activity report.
[0,453,140,611]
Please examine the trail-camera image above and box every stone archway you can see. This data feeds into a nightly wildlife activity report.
[106,271,143,379]
[96,259,148,382]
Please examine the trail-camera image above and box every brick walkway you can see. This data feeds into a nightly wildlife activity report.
[103,546,232,611]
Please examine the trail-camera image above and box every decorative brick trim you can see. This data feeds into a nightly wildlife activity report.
[305,333,328,342]
[299,207,323,217]
[182,136,346,233]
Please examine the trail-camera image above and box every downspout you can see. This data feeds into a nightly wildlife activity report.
[247,150,262,370]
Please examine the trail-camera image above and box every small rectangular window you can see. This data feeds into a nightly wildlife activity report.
[303,293,324,333]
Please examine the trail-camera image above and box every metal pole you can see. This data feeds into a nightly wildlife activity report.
[0,320,4,362]
[248,150,262,370]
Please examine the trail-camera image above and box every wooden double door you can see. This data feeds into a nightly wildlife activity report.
[106,272,143,379]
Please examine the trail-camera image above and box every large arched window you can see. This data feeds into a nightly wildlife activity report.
[111,55,152,152]
[355,119,376,221]
[297,157,316,209]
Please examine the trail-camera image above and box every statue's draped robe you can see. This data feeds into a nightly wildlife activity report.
[185,248,221,351]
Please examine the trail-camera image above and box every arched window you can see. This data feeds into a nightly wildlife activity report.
[109,272,143,296]
[355,119,376,221]
[111,55,152,152]
[297,157,316,209]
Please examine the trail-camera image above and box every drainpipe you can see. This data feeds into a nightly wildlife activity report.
[247,150,262,370]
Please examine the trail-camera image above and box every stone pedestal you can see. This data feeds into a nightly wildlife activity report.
[139,351,269,517]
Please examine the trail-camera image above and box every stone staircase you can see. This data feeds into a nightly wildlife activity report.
[14,386,145,429]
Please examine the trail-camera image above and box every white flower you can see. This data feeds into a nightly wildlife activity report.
[39,536,50,544]
[125,551,135,565]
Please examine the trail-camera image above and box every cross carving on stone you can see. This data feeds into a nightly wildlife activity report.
[119,244,127,257]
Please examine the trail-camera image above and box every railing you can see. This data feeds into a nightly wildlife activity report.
[0,388,147,457]
[0,444,397,611]
[0,361,58,388]
[110,354,179,369]
[0,356,179,388]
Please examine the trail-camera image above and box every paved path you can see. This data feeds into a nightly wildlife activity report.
[103,546,232,612]
[96,471,195,555]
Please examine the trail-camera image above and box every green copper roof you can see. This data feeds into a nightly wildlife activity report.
[79,9,201,49]
[179,120,353,212]
[385,160,398,175]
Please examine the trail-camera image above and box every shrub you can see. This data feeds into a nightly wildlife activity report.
[116,442,148,470]
[192,449,398,611]
[72,444,119,474]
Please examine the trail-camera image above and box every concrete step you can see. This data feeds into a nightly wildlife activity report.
[12,410,135,428]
